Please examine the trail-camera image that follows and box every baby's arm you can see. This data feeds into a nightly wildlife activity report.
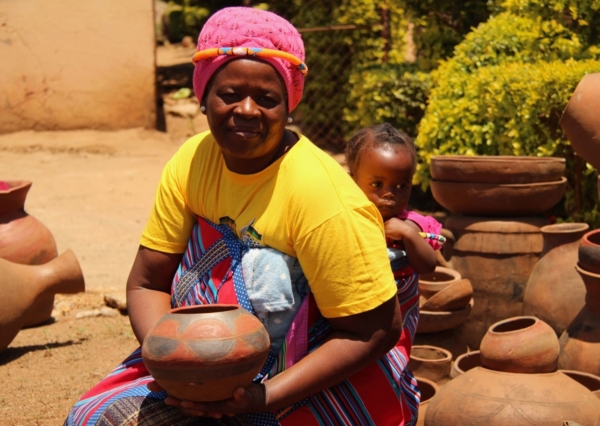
[384,218,437,274]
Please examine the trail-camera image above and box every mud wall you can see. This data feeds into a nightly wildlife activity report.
[0,0,156,133]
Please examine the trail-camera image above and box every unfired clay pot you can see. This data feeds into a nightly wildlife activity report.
[142,304,270,402]
[0,249,85,352]
[445,215,546,349]
[408,345,452,384]
[523,223,589,335]
[418,266,462,298]
[450,350,481,379]
[479,317,559,374]
[430,155,566,184]
[560,73,600,171]
[0,180,59,327]
[416,376,438,426]
[430,177,567,216]
[580,229,600,274]
[558,266,600,376]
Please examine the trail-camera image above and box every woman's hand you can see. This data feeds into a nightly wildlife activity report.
[385,218,437,274]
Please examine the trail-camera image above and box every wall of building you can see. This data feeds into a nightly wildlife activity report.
[0,0,156,133]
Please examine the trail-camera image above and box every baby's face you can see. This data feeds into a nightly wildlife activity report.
[353,146,414,221]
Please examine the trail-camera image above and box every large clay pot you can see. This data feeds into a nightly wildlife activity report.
[430,155,565,184]
[560,73,600,170]
[479,317,559,374]
[0,180,59,327]
[142,304,270,402]
[558,266,600,376]
[416,376,438,426]
[580,229,600,274]
[430,178,567,216]
[424,367,600,425]
[445,215,546,349]
[408,345,452,384]
[0,249,85,352]
[523,223,589,335]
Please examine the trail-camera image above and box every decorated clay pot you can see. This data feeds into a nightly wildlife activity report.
[0,180,59,327]
[559,73,600,170]
[558,266,600,376]
[142,304,270,402]
[480,317,559,374]
[430,155,566,184]
[450,350,481,379]
[0,249,85,352]
[419,266,462,298]
[408,345,452,384]
[445,215,546,349]
[416,376,438,426]
[420,279,473,312]
[580,229,600,274]
[430,178,567,216]
[424,367,600,425]
[523,223,589,335]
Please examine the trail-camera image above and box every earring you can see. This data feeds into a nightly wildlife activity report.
[287,116,293,124]
[200,105,206,113]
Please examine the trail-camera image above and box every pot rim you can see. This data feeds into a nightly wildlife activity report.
[430,176,567,189]
[453,350,481,376]
[410,345,453,363]
[576,263,600,279]
[540,222,590,234]
[419,298,474,315]
[486,316,540,335]
[0,180,32,193]
[430,155,565,164]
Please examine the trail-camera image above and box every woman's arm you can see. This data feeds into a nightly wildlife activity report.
[385,218,437,274]
[126,246,183,345]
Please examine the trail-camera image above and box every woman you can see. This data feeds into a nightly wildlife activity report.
[64,7,419,426]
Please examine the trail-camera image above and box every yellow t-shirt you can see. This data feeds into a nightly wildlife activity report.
[141,131,397,318]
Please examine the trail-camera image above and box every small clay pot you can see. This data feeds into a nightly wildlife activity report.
[430,177,567,216]
[429,155,565,184]
[408,345,452,383]
[419,266,462,298]
[142,304,270,402]
[580,229,600,274]
[415,376,438,426]
[420,279,473,312]
[450,350,482,379]
[417,298,473,334]
[479,316,559,374]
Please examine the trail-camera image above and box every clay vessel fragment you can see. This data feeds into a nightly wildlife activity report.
[408,345,452,384]
[0,180,59,327]
[0,249,85,352]
[580,229,600,274]
[142,304,270,402]
[415,376,438,426]
[560,73,600,170]
[524,223,589,335]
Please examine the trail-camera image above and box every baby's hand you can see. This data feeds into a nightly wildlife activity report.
[384,218,417,242]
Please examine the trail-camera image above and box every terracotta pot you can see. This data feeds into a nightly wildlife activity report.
[408,345,452,383]
[0,180,59,327]
[424,367,600,425]
[417,298,473,334]
[580,229,600,274]
[430,177,567,216]
[414,328,470,361]
[450,350,481,379]
[416,376,438,426]
[480,317,559,374]
[420,279,473,312]
[558,266,600,376]
[0,249,85,352]
[419,266,462,298]
[561,370,600,399]
[445,215,546,349]
[430,155,565,184]
[142,304,270,402]
[559,73,600,170]
[524,223,589,335]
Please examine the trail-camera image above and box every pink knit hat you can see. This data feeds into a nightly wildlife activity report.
[192,7,306,112]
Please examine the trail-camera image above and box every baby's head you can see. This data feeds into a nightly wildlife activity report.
[345,123,417,221]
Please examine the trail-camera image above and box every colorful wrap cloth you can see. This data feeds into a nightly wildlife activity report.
[63,217,421,426]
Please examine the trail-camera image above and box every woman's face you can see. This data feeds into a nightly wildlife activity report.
[203,58,288,174]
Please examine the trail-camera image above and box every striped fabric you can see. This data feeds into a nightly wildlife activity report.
[63,217,421,426]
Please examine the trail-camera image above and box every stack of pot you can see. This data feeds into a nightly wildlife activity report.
[429,155,567,349]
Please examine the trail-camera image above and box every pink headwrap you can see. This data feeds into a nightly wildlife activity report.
[192,7,306,112]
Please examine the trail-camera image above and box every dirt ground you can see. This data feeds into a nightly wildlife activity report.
[0,114,212,425]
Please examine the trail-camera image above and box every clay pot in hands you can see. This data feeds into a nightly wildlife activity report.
[480,316,559,374]
[523,223,589,335]
[560,73,600,170]
[1,180,59,327]
[142,304,270,402]
[580,229,600,274]
[0,249,85,352]
[408,345,452,384]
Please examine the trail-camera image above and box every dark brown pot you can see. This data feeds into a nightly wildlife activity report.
[142,304,270,402]
[479,317,559,374]
[408,345,452,384]
[424,368,600,425]
[0,180,58,327]
[445,216,546,349]
[416,376,438,426]
[430,155,565,184]
[580,229,600,274]
[523,223,589,335]
[450,350,481,378]
[558,266,600,376]
[559,73,600,171]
